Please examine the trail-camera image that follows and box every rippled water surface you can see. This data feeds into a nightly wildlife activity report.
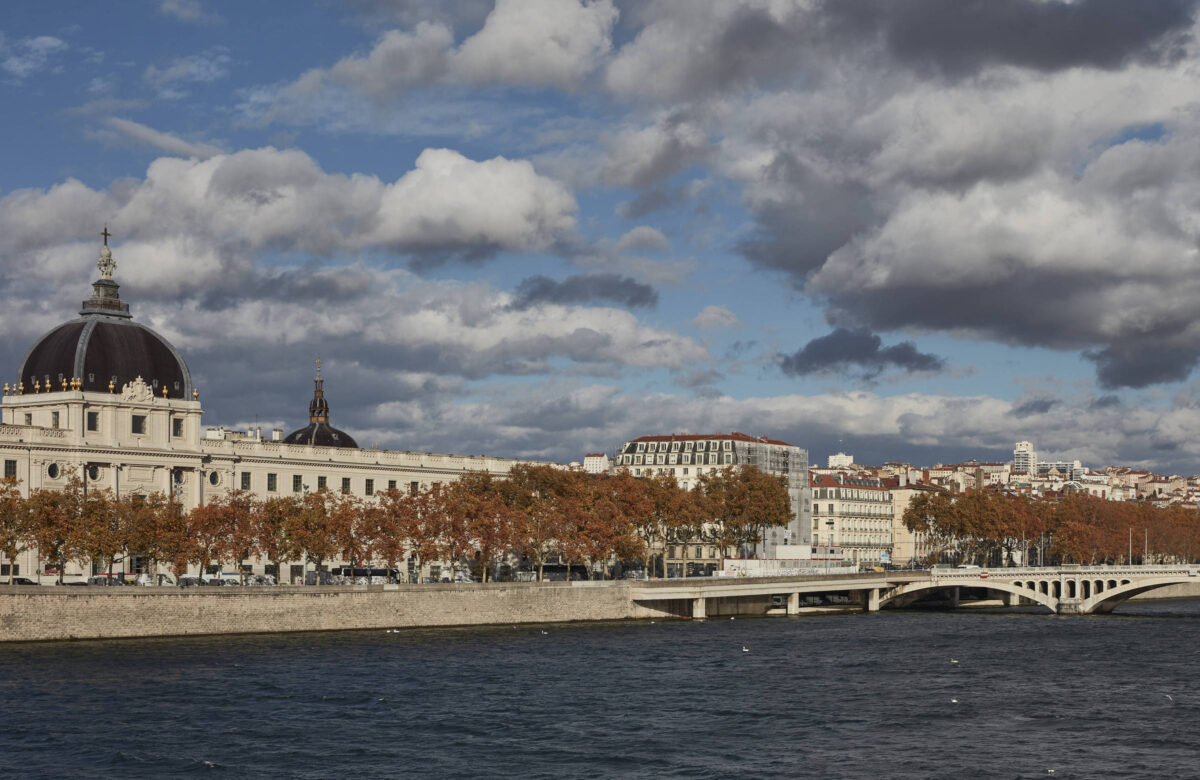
[2,600,1199,779]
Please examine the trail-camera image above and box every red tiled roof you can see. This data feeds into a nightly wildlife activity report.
[584,453,606,458]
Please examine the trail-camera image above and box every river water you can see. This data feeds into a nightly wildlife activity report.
[2,599,1198,779]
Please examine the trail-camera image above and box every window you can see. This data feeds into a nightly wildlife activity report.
[656,454,665,465]
[670,441,680,452]
[208,471,219,486]
[647,442,657,453]
[682,454,691,465]
[696,441,705,451]
[684,441,693,452]
[132,415,147,435]
[722,440,731,451]
[3,460,15,479]
[267,473,277,492]
[87,465,99,481]
[341,477,351,493]
[51,411,60,429]
[87,411,99,432]
[708,453,717,465]
[365,479,374,496]
[388,480,397,491]
[682,468,689,475]
[293,475,303,493]
[636,442,645,453]
[409,481,419,496]
[172,417,184,438]
[47,463,59,479]
[668,454,677,465]
[23,414,31,426]
[695,546,703,558]
[241,472,251,490]
[634,455,642,465]
[724,453,732,464]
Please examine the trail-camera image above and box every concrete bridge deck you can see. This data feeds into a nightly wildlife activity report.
[629,565,1200,617]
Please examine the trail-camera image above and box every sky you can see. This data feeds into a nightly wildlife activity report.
[3,0,1200,473]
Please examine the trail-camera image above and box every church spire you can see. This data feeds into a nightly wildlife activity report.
[309,356,329,423]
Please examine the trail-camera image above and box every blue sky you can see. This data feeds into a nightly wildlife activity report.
[4,0,1200,473]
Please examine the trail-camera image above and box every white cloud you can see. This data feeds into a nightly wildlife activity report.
[691,304,741,330]
[158,0,223,25]
[454,0,617,88]
[1,34,67,79]
[616,226,668,252]
[367,148,577,253]
[0,146,577,265]
[245,0,617,125]
[143,47,232,98]
[102,117,224,159]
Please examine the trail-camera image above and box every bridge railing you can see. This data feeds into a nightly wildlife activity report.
[930,564,1200,580]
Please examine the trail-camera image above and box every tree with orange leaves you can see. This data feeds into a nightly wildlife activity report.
[0,478,29,584]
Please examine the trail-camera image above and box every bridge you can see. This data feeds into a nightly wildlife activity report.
[627,565,1200,618]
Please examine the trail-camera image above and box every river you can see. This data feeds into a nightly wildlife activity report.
[2,599,1197,778]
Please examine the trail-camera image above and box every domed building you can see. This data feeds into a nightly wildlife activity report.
[0,232,531,584]
[283,360,358,449]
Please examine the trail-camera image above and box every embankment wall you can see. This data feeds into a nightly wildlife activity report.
[0,581,669,643]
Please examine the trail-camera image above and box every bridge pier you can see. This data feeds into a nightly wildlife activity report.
[863,588,880,612]
[692,597,706,620]
[787,592,799,615]
[1003,591,1021,607]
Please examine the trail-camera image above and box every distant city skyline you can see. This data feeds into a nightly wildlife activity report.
[3,1,1200,472]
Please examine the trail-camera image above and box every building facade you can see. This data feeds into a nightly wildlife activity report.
[0,238,533,582]
[613,431,811,574]
[810,472,894,566]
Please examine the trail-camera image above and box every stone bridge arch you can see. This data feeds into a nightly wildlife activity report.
[1081,575,1198,614]
[879,579,1058,613]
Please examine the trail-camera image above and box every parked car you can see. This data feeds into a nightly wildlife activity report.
[177,576,204,587]
[134,573,176,587]
[6,577,39,585]
[87,575,128,586]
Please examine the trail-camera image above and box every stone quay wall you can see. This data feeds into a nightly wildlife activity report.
[0,581,674,643]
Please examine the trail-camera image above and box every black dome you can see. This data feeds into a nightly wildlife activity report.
[284,421,358,448]
[284,367,358,448]
[17,236,193,399]
[19,315,192,399]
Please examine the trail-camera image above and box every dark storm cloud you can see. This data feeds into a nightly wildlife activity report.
[823,0,1198,77]
[814,268,1200,391]
[1012,398,1058,417]
[779,328,945,379]
[1085,342,1200,389]
[616,187,675,219]
[738,154,877,279]
[509,273,658,310]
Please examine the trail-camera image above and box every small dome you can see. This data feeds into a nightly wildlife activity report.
[284,421,358,448]
[284,360,358,449]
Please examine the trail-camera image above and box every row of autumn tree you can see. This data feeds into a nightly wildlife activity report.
[0,463,792,584]
[903,488,1200,566]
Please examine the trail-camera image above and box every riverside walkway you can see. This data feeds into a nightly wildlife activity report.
[628,565,1200,617]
